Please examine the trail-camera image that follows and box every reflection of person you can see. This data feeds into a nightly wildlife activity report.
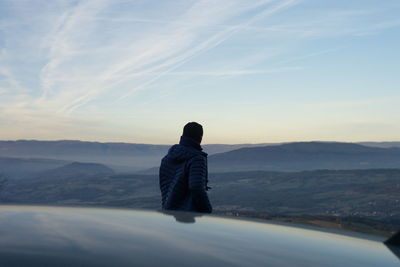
[161,210,203,224]
[159,122,212,213]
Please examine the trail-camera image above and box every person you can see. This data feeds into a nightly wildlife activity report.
[159,122,212,213]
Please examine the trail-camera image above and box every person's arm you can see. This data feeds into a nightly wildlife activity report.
[188,155,212,213]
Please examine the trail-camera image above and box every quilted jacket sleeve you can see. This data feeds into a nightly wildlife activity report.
[188,155,212,213]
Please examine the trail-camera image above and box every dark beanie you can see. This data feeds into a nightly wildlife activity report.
[183,122,203,143]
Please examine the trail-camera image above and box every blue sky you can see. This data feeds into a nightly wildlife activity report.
[0,0,399,144]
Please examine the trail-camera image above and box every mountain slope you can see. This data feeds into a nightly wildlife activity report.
[208,142,400,172]
[38,162,115,179]
[0,157,68,179]
[359,142,400,148]
[0,140,169,171]
[0,140,270,172]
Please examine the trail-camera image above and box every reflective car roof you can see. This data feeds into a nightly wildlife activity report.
[0,205,398,267]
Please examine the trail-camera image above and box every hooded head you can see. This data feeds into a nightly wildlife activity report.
[163,122,205,164]
[182,122,203,144]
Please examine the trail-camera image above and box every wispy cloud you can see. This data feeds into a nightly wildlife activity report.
[0,66,27,95]
[56,0,300,113]
[147,67,302,76]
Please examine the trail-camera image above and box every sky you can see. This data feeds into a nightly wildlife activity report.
[0,0,399,144]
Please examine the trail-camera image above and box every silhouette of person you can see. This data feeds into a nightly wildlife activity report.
[159,122,212,213]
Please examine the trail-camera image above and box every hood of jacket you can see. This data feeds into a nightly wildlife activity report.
[165,136,207,163]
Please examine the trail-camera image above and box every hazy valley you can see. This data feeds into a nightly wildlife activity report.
[1,140,399,236]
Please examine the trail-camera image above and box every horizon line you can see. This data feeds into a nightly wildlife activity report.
[0,139,399,146]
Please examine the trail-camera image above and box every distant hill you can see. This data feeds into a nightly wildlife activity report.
[0,157,68,179]
[0,140,169,172]
[0,140,270,172]
[359,142,400,148]
[203,143,276,154]
[208,142,400,172]
[37,162,115,179]
[2,140,400,173]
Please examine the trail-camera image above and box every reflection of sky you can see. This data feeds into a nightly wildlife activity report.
[0,206,398,266]
[1,1,400,143]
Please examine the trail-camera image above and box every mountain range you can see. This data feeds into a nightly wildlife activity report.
[207,142,400,172]
[37,162,115,179]
[0,140,271,172]
[0,157,68,179]
[2,141,400,175]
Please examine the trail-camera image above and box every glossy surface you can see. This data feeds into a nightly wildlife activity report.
[0,206,398,267]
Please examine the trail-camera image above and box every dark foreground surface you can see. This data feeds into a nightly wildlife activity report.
[0,205,398,267]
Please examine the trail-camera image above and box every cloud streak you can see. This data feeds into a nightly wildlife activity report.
[57,0,300,113]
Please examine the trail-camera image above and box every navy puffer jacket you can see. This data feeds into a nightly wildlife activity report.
[159,136,212,213]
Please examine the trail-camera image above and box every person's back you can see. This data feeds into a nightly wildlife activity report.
[159,122,212,213]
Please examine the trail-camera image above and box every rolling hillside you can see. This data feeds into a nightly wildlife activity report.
[0,157,68,179]
[0,140,269,172]
[37,162,115,179]
[208,142,400,172]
